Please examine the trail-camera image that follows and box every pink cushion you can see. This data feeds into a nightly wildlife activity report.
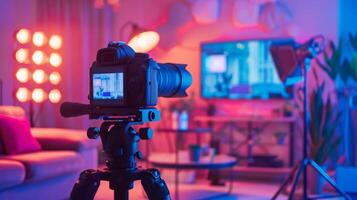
[0,115,41,155]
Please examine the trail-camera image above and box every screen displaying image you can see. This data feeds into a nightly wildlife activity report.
[201,39,292,99]
[93,72,124,100]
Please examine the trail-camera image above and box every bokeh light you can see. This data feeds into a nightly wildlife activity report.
[49,35,62,49]
[32,88,46,103]
[16,68,31,83]
[32,50,46,65]
[32,69,47,84]
[16,87,31,102]
[15,48,29,63]
[32,32,46,47]
[49,72,61,85]
[16,29,31,44]
[49,53,62,67]
[48,89,62,103]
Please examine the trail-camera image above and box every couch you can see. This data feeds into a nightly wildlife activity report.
[0,106,100,200]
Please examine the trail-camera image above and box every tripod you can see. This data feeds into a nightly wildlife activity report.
[272,59,350,200]
[70,120,171,200]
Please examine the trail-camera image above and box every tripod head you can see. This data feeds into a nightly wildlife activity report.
[60,101,159,166]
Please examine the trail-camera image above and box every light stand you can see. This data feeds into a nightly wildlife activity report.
[29,101,35,127]
[270,36,351,200]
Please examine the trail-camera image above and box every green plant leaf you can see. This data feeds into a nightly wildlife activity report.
[317,59,335,80]
[340,59,351,82]
[350,53,357,80]
[309,84,342,165]
[349,32,357,51]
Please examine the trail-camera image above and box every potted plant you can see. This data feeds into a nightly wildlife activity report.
[317,33,357,165]
[308,83,342,194]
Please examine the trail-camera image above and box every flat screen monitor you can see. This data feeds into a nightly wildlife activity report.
[200,39,293,100]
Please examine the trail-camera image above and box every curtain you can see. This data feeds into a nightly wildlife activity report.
[35,0,116,129]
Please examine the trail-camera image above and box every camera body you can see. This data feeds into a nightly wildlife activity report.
[90,48,158,108]
[90,42,191,109]
[89,43,159,108]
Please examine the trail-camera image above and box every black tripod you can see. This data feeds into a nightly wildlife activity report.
[70,120,171,200]
[272,59,350,200]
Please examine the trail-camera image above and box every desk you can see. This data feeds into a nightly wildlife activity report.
[194,116,296,167]
[148,152,237,200]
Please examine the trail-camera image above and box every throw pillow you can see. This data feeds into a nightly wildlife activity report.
[0,114,41,155]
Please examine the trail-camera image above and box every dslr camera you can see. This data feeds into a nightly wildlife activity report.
[91,41,191,107]
[62,42,192,119]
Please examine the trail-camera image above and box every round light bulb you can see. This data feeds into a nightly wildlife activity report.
[49,53,62,67]
[15,48,29,63]
[16,87,31,102]
[32,32,46,47]
[32,50,46,65]
[49,72,61,85]
[49,89,62,103]
[32,88,46,103]
[49,35,62,49]
[16,29,31,44]
[32,69,47,84]
[16,68,31,83]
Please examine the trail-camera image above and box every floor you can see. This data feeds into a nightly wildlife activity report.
[94,180,286,200]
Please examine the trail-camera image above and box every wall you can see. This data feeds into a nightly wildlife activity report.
[339,0,357,39]
[0,0,37,106]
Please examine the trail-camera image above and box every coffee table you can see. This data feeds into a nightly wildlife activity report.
[148,152,237,200]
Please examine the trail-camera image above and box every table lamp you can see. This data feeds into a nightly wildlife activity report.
[120,22,160,53]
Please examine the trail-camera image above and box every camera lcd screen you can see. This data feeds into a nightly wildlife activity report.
[93,72,124,100]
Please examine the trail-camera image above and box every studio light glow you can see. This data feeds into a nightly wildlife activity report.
[32,32,46,47]
[13,28,64,104]
[15,48,29,63]
[16,29,31,44]
[48,89,62,103]
[32,50,46,65]
[49,72,61,85]
[32,88,46,103]
[32,69,47,84]
[49,35,62,49]
[128,31,160,53]
[16,68,31,83]
[16,87,31,102]
[49,53,62,67]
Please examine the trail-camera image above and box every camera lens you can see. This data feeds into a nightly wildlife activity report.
[157,63,192,97]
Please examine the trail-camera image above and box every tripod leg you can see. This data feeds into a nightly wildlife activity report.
[308,160,351,200]
[272,162,301,200]
[70,169,101,200]
[288,160,307,200]
[114,189,129,200]
[140,169,171,200]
